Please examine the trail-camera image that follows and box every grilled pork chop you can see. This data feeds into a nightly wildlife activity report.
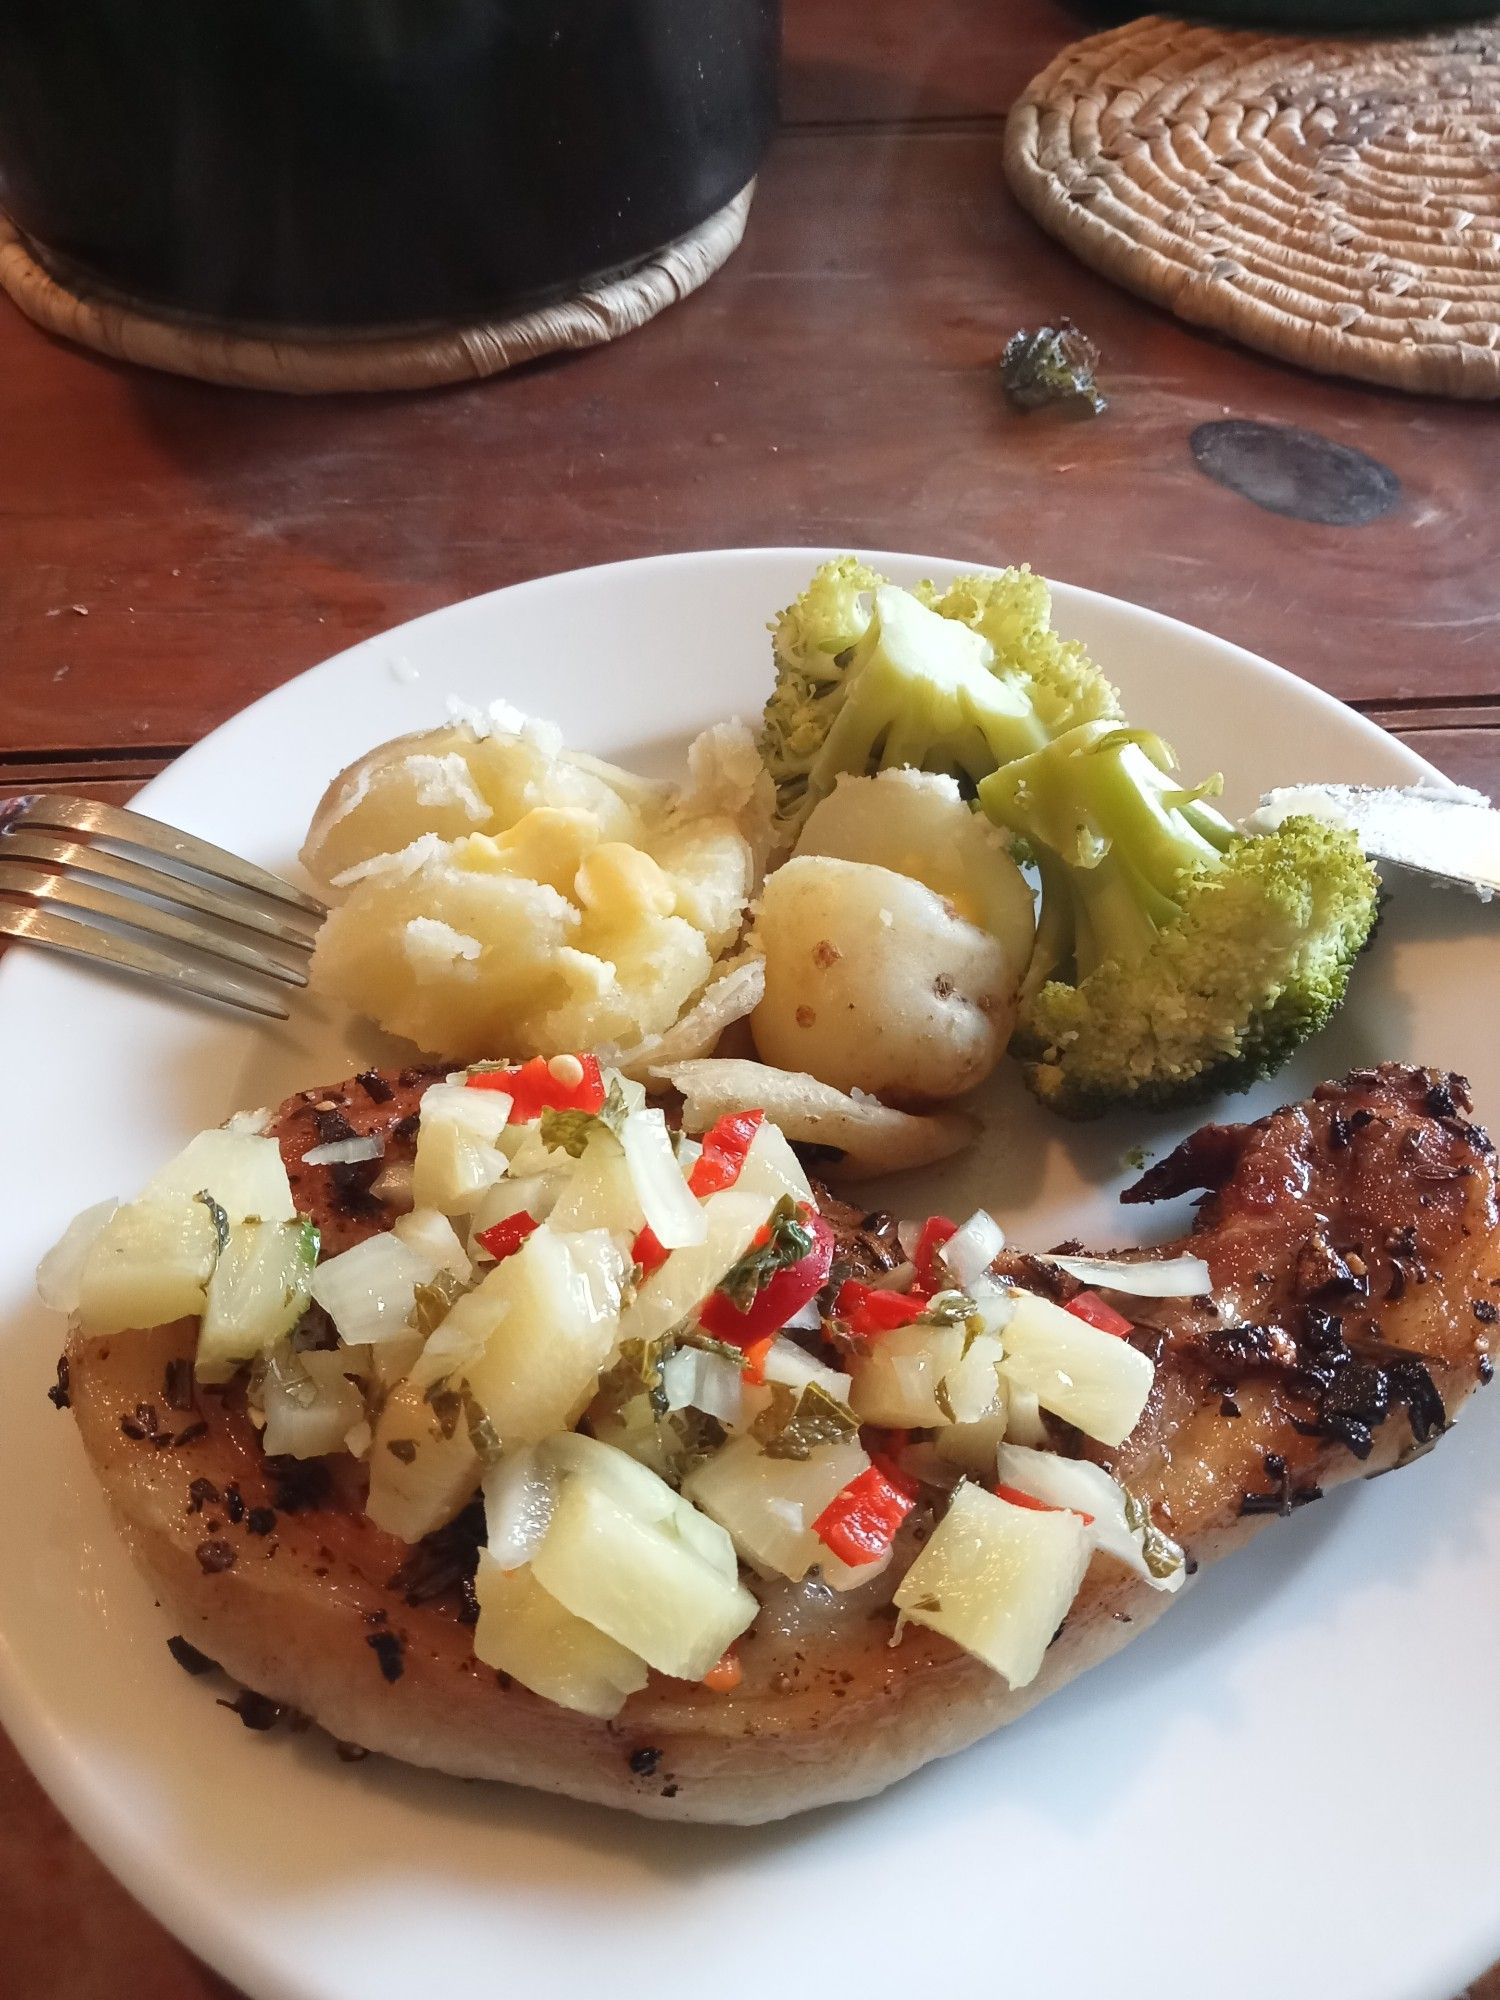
[61,1062,1497,1821]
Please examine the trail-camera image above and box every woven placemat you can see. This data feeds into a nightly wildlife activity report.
[1005,18,1500,397]
[0,183,754,394]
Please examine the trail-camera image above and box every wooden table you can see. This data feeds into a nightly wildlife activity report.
[2,3,1498,1993]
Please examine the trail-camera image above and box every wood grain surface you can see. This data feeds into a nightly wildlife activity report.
[2,1,1498,1995]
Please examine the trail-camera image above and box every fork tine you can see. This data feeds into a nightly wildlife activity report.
[0,861,310,987]
[0,900,290,1019]
[0,829,319,951]
[17,795,327,919]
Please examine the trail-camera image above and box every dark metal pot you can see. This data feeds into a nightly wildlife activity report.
[0,0,780,328]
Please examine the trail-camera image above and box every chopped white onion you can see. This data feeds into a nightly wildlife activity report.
[760,1337,852,1404]
[260,1349,365,1458]
[370,1157,415,1211]
[869,1259,917,1293]
[943,1210,1006,1288]
[896,1217,922,1260]
[393,1208,471,1282]
[662,1346,746,1426]
[995,1442,1185,1592]
[36,1198,119,1313]
[469,1174,559,1259]
[620,1108,706,1250]
[483,1447,561,1571]
[968,1273,1017,1337]
[310,1232,435,1346]
[222,1107,273,1137]
[1047,1252,1212,1298]
[782,1297,823,1332]
[301,1132,386,1168]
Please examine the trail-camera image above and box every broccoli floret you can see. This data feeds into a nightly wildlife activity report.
[759,560,1118,848]
[914,572,1120,741]
[978,724,1381,1117]
[759,557,884,842]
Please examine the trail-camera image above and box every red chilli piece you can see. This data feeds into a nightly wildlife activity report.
[631,1226,669,1279]
[813,1466,916,1568]
[689,1109,764,1198]
[474,1212,540,1262]
[833,1280,932,1337]
[913,1214,959,1289]
[1064,1289,1133,1339]
[631,1111,766,1283]
[698,1210,834,1349]
[466,1053,605,1121]
[740,1333,777,1386]
[992,1482,1095,1527]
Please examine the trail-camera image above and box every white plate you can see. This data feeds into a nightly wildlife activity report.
[2,548,1497,2000]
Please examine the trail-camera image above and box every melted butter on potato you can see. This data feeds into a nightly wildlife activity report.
[749,771,1036,1107]
[304,719,756,1063]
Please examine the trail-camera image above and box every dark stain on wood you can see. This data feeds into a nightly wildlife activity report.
[1189,420,1401,527]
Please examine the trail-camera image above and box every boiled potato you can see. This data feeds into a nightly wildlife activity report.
[795,769,1034,962]
[750,856,1017,1105]
[301,715,650,888]
[312,836,715,1060]
[306,712,757,1060]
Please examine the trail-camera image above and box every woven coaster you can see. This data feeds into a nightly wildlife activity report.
[1005,18,1500,398]
[0,183,754,394]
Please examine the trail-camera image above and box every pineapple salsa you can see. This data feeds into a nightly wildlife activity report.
[38,1054,1186,1719]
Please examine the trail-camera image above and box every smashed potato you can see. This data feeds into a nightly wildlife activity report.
[305,713,759,1063]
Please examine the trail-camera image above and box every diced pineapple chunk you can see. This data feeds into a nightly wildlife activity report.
[76,1198,220,1334]
[532,1473,757,1680]
[457,1226,623,1444]
[999,1291,1153,1448]
[545,1431,738,1580]
[260,1347,367,1459]
[848,1322,1003,1429]
[411,1083,513,1215]
[893,1481,1090,1688]
[143,1129,295,1222]
[615,1188,771,1351]
[472,1555,649,1719]
[365,1379,481,1542]
[933,1403,1011,1479]
[683,1433,869,1582]
[197,1218,317,1382]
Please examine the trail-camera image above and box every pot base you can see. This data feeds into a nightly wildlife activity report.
[0,182,753,394]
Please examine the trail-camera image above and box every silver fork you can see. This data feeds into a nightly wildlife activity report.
[0,793,326,1019]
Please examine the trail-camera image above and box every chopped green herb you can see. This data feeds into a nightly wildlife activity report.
[296,1215,322,1268]
[999,322,1106,416]
[680,1330,747,1367]
[594,1336,672,1420]
[666,1408,728,1475]
[426,1385,464,1441]
[1124,1490,1185,1580]
[717,1196,813,1313]
[195,1189,230,1256]
[539,1078,630,1159]
[920,1290,978,1328]
[461,1388,503,1466]
[751,1380,859,1461]
[411,1270,465,1340]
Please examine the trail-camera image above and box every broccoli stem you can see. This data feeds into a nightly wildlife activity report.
[1075,738,1228,903]
[979,722,1235,984]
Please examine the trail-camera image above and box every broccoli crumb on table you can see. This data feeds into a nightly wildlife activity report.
[2,0,1500,1991]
